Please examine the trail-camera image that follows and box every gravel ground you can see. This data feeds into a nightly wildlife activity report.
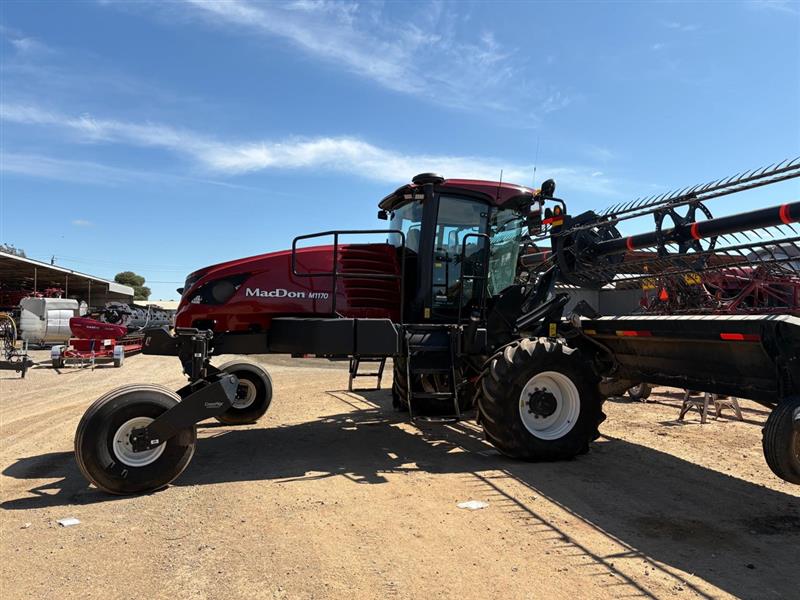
[1,350,798,599]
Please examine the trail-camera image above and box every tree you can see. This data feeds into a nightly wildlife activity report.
[0,243,26,257]
[115,271,151,301]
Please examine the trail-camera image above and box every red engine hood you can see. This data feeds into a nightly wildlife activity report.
[180,245,334,305]
[176,243,401,331]
[183,248,296,288]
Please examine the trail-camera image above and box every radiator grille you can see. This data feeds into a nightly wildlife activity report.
[338,245,401,311]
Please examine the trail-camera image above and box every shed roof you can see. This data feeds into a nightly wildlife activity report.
[0,251,134,305]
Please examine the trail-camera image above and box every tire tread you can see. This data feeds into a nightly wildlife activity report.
[476,338,605,461]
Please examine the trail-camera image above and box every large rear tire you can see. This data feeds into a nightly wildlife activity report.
[214,361,273,425]
[477,338,605,460]
[392,357,410,412]
[74,384,197,495]
[762,396,800,484]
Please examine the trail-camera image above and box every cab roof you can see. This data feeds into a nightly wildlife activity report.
[379,176,539,212]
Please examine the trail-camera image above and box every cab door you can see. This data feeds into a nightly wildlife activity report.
[428,195,489,321]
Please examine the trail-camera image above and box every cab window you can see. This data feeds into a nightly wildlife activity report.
[389,201,423,253]
[432,196,488,312]
[487,209,525,296]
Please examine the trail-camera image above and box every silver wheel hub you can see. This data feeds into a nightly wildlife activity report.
[232,378,257,410]
[518,371,581,440]
[113,417,165,467]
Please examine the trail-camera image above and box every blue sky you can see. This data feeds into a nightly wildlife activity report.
[1,0,798,300]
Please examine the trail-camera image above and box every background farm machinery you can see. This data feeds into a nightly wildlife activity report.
[72,158,800,495]
[51,303,173,369]
[637,257,800,315]
[0,312,31,378]
[0,288,173,370]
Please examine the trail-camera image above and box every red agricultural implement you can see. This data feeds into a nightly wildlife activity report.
[640,264,800,315]
[73,158,800,495]
[50,304,171,369]
[50,317,144,369]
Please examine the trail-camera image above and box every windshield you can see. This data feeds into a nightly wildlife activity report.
[389,202,423,253]
[487,209,525,296]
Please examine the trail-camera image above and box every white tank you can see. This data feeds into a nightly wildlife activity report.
[19,297,80,345]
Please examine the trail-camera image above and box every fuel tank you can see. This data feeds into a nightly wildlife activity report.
[175,243,401,333]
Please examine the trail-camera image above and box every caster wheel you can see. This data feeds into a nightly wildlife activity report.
[74,384,196,495]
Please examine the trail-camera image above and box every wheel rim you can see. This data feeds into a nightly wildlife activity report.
[231,378,257,409]
[112,417,166,467]
[630,384,643,396]
[518,371,581,440]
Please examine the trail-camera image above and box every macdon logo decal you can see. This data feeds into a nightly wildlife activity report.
[245,287,329,300]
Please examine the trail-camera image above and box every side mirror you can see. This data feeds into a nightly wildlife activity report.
[540,179,556,199]
[377,209,389,220]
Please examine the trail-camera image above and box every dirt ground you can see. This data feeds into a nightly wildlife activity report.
[1,351,798,600]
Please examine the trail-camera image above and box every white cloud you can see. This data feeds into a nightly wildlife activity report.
[583,145,616,163]
[540,91,572,113]
[1,103,621,195]
[1,25,54,56]
[748,1,800,16]
[285,0,359,23]
[1,151,263,190]
[10,37,51,55]
[662,21,700,32]
[0,103,216,155]
[141,0,563,119]
[71,219,93,227]
[1,151,132,185]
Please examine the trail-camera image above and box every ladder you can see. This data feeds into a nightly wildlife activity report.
[348,356,387,391]
[404,324,461,422]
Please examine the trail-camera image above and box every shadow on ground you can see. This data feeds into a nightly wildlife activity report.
[3,388,798,599]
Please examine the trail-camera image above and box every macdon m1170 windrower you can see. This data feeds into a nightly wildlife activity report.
[72,157,800,495]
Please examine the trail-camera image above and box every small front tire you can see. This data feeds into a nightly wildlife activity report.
[74,384,197,495]
[214,361,273,425]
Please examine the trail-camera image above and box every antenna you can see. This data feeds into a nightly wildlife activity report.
[496,169,504,203]
[532,136,541,187]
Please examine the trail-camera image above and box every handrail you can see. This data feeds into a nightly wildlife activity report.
[291,229,407,324]
[457,232,491,324]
